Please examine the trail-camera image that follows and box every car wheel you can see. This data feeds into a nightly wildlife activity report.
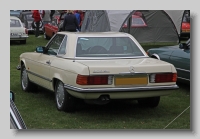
[44,32,50,40]
[20,40,26,44]
[55,80,76,112]
[137,96,160,108]
[43,32,47,39]
[21,64,37,92]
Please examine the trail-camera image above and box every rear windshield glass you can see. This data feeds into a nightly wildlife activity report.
[10,19,21,27]
[76,37,144,57]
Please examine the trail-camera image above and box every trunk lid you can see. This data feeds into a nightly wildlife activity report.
[10,27,25,34]
[75,58,175,75]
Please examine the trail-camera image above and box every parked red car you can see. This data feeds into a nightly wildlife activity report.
[180,14,190,38]
[43,12,65,39]
[43,16,59,39]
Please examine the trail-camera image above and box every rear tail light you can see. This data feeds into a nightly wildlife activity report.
[76,74,113,85]
[149,73,177,83]
[25,28,28,34]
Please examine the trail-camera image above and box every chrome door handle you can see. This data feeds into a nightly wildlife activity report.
[46,60,51,65]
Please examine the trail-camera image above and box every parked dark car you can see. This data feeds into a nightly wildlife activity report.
[147,39,190,84]
[19,11,43,33]
[10,90,27,129]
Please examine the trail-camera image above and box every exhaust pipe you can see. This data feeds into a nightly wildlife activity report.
[84,95,110,105]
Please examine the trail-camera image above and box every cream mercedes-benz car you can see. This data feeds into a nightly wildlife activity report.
[10,16,28,44]
[18,32,179,112]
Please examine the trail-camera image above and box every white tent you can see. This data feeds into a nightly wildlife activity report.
[164,10,185,35]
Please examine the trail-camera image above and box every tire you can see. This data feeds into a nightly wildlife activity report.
[55,80,76,112]
[44,32,50,40]
[20,40,26,44]
[137,96,160,108]
[21,64,37,92]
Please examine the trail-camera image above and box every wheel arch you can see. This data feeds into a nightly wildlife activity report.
[151,53,160,60]
[52,78,59,92]
[52,74,65,92]
[20,59,26,68]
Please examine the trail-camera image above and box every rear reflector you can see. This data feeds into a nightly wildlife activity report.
[76,74,113,85]
[150,73,177,83]
[25,28,28,34]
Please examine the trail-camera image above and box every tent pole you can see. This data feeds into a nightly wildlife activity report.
[127,16,132,34]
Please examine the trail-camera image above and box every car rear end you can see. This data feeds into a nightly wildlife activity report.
[10,16,28,42]
[65,58,178,101]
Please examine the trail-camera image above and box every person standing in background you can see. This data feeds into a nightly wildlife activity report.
[32,10,42,38]
[79,10,85,30]
[74,10,81,28]
[50,10,55,21]
[42,10,51,38]
[62,10,80,32]
[42,10,51,25]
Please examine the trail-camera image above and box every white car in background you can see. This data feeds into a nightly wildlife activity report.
[10,16,28,44]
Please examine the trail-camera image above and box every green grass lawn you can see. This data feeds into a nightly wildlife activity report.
[10,35,190,129]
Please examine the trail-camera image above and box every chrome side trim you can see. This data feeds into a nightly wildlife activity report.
[177,77,190,81]
[64,84,179,93]
[10,107,22,129]
[176,68,190,73]
[10,100,27,129]
[27,70,52,82]
[73,56,149,60]
[119,72,147,75]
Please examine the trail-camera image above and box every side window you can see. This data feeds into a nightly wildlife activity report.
[52,18,57,26]
[46,34,65,55]
[58,36,67,55]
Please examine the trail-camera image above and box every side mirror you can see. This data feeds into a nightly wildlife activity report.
[10,90,15,101]
[36,46,45,53]
[179,43,189,49]
[179,43,184,49]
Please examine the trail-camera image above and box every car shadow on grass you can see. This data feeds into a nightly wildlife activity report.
[34,86,189,121]
[35,86,157,113]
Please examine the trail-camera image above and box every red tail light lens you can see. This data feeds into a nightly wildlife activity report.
[150,73,177,83]
[25,28,28,34]
[76,74,110,85]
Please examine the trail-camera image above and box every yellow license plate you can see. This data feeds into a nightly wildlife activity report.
[115,75,148,85]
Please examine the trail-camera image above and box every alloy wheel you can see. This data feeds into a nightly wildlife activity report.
[21,68,28,90]
[56,82,65,108]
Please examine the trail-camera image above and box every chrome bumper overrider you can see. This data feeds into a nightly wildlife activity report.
[64,84,179,93]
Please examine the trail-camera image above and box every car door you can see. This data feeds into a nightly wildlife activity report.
[45,18,58,37]
[169,47,190,81]
[33,34,66,90]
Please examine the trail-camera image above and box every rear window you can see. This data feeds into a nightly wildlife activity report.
[132,18,146,26]
[10,19,21,27]
[76,37,144,58]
